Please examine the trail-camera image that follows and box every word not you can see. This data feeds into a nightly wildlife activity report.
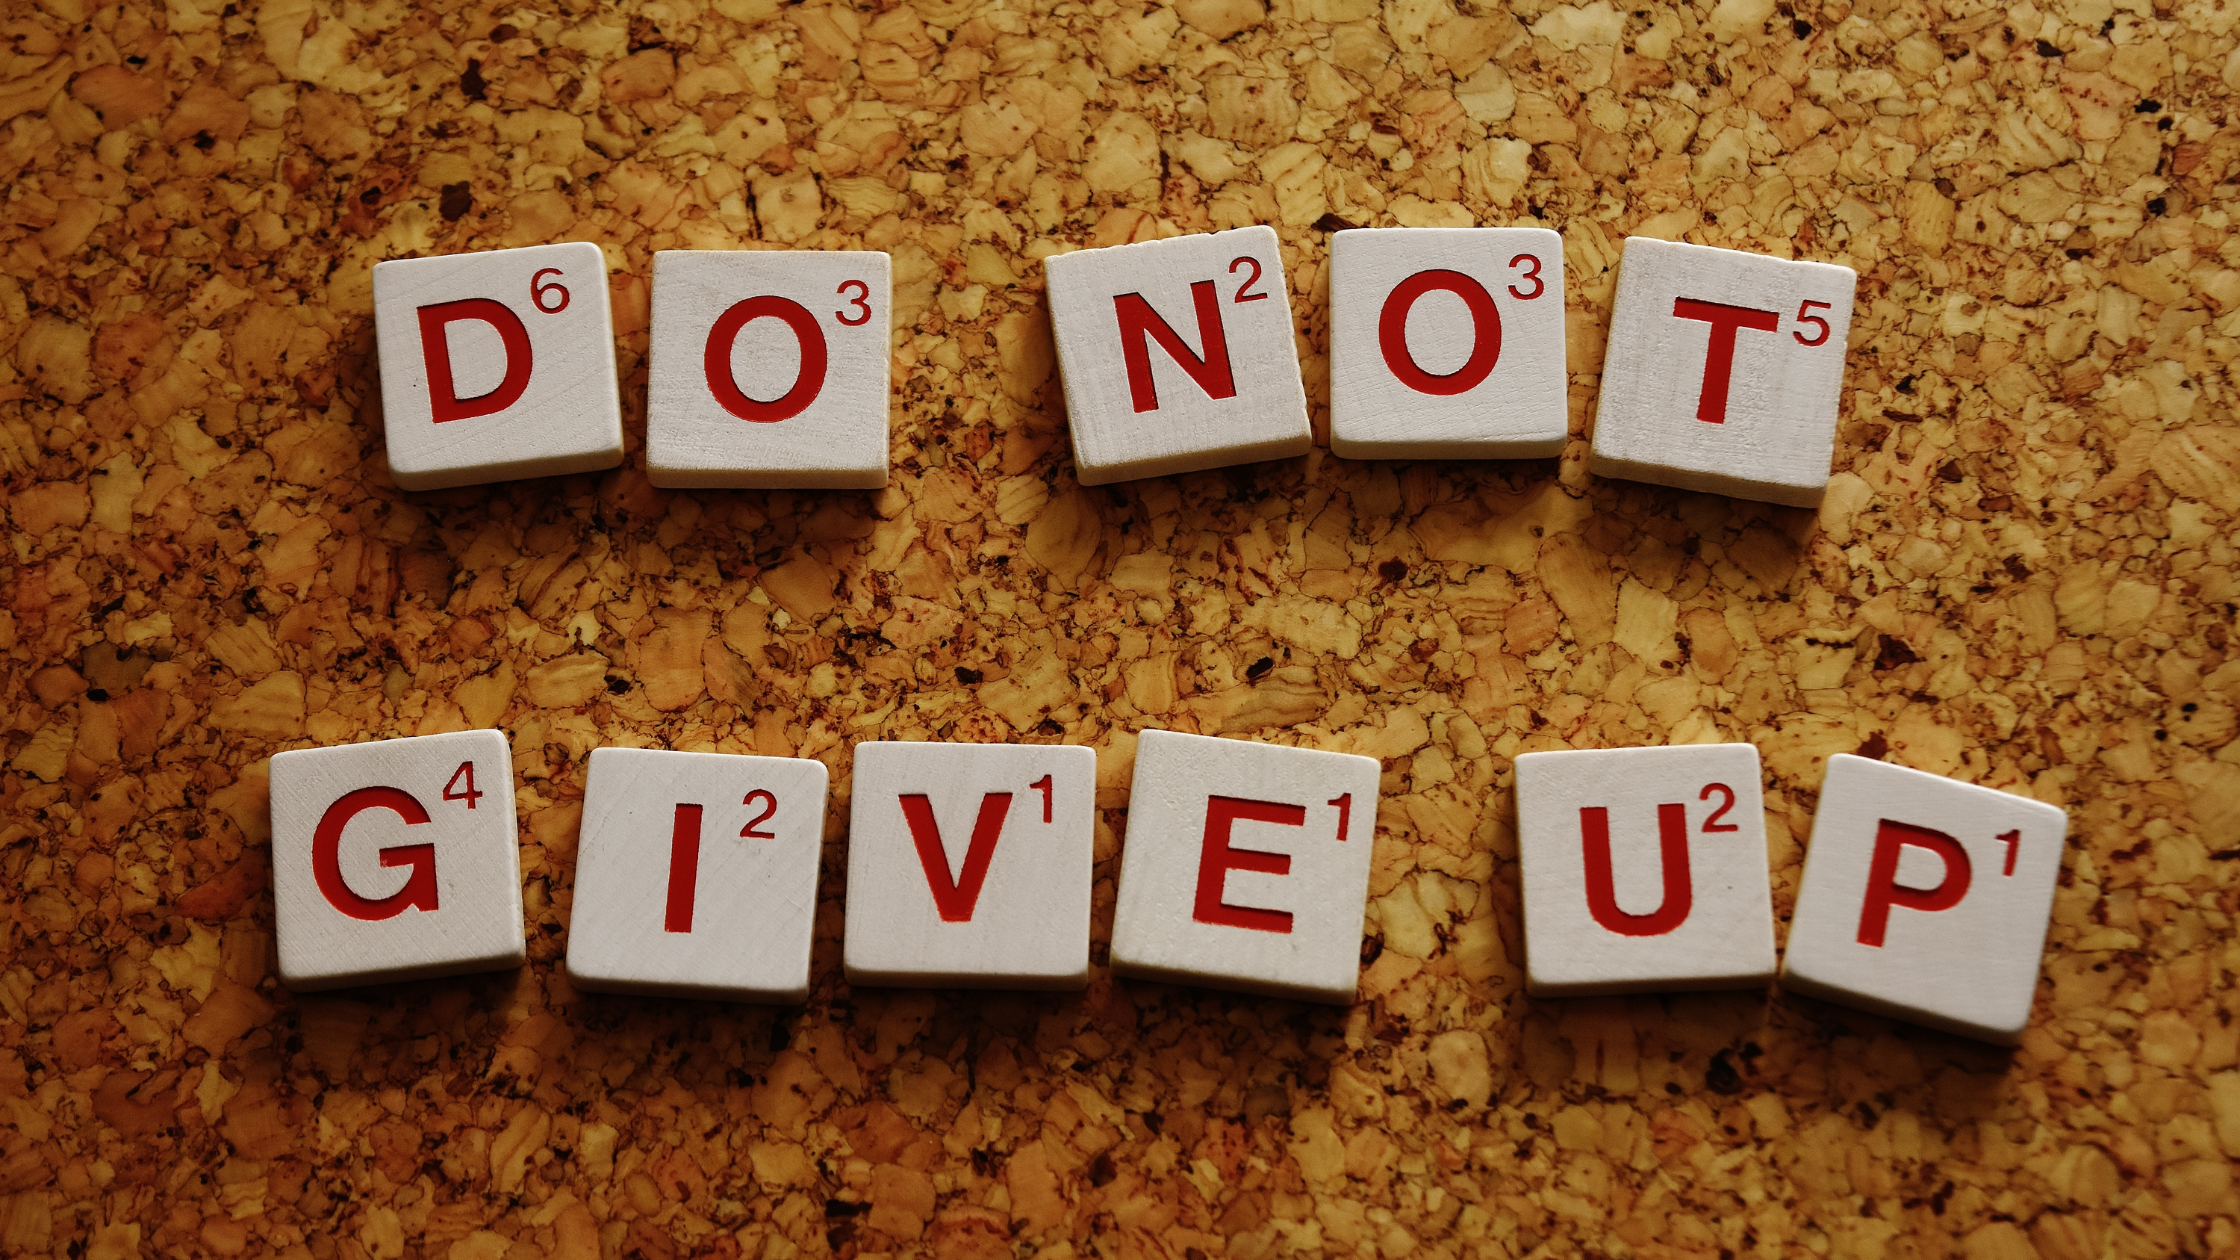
[1514,744,1777,996]
[372,242,624,491]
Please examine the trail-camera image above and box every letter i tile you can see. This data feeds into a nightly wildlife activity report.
[1782,754,2068,1044]
[1589,237,1857,506]
[1109,731,1381,1003]
[372,242,624,490]
[270,731,525,991]
[843,743,1097,989]
[646,249,893,489]
[566,748,830,1002]
[1044,225,1311,485]
[1514,744,1776,996]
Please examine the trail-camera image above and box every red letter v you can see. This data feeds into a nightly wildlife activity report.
[900,793,1013,922]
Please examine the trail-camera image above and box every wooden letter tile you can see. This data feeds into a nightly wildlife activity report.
[1515,744,1776,995]
[646,249,892,489]
[372,242,624,491]
[270,731,525,991]
[1329,226,1568,460]
[1782,754,2068,1044]
[844,742,1096,989]
[1044,225,1311,485]
[566,748,830,1002]
[1589,237,1856,506]
[1109,730,1380,1003]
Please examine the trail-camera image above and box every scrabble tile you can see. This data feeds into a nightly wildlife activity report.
[566,749,830,1002]
[1044,225,1311,485]
[1109,731,1380,1004]
[844,742,1097,989]
[646,250,893,489]
[1329,227,1568,461]
[1782,755,2069,1044]
[271,731,524,991]
[1589,237,1857,507]
[1514,744,1776,996]
[373,242,624,492]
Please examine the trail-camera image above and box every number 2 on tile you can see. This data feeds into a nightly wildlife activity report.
[1699,782,1738,832]
[740,790,779,839]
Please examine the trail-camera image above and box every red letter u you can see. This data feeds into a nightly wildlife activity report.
[1579,803,1693,937]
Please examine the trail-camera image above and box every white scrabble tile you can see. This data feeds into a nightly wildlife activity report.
[271,731,524,991]
[1783,755,2068,1044]
[372,242,624,491]
[1589,237,1857,507]
[1514,744,1776,996]
[844,742,1096,989]
[1109,730,1380,1004]
[646,250,892,489]
[1329,227,1568,461]
[1044,225,1311,485]
[566,749,830,1002]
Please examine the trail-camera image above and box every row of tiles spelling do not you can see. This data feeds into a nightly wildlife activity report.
[274,728,2064,1045]
[373,227,1857,506]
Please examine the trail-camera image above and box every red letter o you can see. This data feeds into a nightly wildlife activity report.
[1377,269,1502,397]
[703,296,829,423]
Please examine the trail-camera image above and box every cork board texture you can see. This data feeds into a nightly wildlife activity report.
[3,0,2239,1253]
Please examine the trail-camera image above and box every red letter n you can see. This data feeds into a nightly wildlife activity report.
[1194,795,1304,934]
[1115,281,1237,413]
[1856,819,1973,947]
[1671,297,1779,424]
[900,793,1012,922]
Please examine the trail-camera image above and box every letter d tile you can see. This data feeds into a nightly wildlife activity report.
[372,242,624,490]
[270,730,525,990]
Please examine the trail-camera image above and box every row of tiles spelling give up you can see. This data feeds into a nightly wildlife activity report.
[274,726,2063,1045]
[374,226,1856,506]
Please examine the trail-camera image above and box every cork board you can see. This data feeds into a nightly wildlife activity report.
[3,0,2239,1252]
